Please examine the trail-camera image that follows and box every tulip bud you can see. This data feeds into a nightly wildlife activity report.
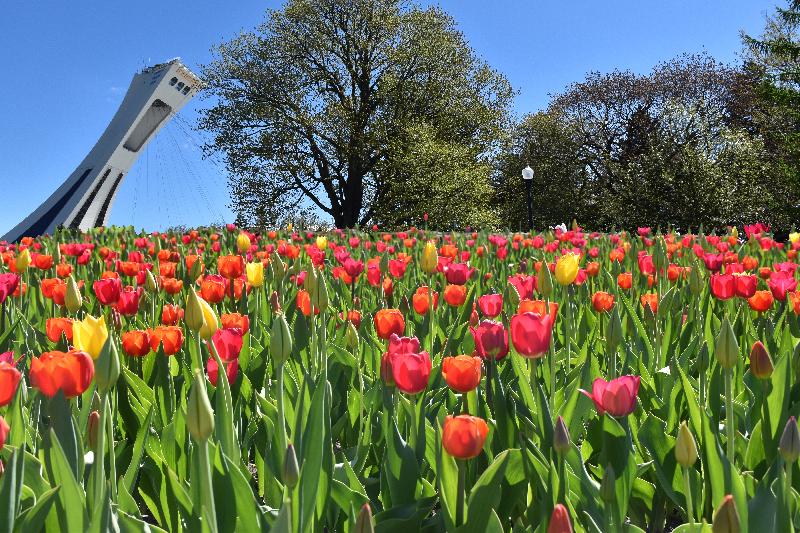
[144,270,158,293]
[793,341,800,382]
[270,313,293,366]
[90,390,102,412]
[190,257,203,281]
[538,259,554,298]
[714,318,739,370]
[270,291,281,313]
[689,263,703,296]
[606,306,623,354]
[504,281,521,310]
[282,443,299,489]
[54,244,62,264]
[272,253,285,278]
[65,275,83,314]
[312,274,329,313]
[548,504,573,533]
[187,370,214,442]
[600,464,616,503]
[236,233,251,253]
[304,266,318,296]
[185,290,207,334]
[749,341,773,379]
[780,417,800,463]
[354,503,375,533]
[15,248,30,272]
[675,421,698,468]
[88,410,100,449]
[345,321,359,349]
[517,260,527,273]
[94,338,120,393]
[712,495,740,533]
[553,416,571,455]
[469,307,479,328]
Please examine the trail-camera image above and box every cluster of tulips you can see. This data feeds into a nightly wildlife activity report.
[0,220,798,532]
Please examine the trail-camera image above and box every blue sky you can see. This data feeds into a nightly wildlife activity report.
[0,1,779,234]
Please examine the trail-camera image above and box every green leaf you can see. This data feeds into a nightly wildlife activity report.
[0,447,24,533]
[14,486,59,533]
[44,428,87,532]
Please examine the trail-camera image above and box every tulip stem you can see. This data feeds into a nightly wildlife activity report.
[456,459,466,526]
[277,363,288,461]
[786,460,793,518]
[197,438,218,533]
[724,368,735,464]
[92,391,108,510]
[106,393,118,501]
[682,466,694,525]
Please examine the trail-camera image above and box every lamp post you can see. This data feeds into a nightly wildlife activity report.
[522,165,534,231]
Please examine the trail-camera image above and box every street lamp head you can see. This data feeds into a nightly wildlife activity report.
[522,166,534,181]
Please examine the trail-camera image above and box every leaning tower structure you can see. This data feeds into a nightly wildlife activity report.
[2,59,200,242]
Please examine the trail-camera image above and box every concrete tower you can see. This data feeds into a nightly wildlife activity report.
[2,59,201,242]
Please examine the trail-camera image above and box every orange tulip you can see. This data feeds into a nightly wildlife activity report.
[121,330,152,357]
[200,275,227,304]
[296,289,319,316]
[45,317,74,343]
[748,290,774,312]
[149,326,184,355]
[442,415,489,459]
[518,299,558,318]
[790,291,800,315]
[442,355,482,393]
[221,312,250,333]
[56,263,73,278]
[217,255,244,279]
[617,272,633,290]
[591,291,615,313]
[640,293,658,314]
[117,261,141,277]
[443,284,467,307]
[30,350,94,398]
[412,286,438,315]
[34,254,53,270]
[374,309,405,339]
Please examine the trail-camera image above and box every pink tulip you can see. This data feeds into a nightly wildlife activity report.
[580,376,640,417]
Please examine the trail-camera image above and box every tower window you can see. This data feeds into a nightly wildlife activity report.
[176,82,184,91]
[182,86,191,95]
[169,77,178,86]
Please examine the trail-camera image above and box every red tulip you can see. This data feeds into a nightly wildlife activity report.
[0,274,20,305]
[30,350,94,398]
[508,274,536,300]
[592,291,615,313]
[510,312,554,358]
[149,326,184,355]
[93,277,122,306]
[114,286,143,316]
[734,274,758,298]
[207,355,239,387]
[769,271,797,301]
[470,320,509,361]
[547,503,574,533]
[478,294,503,318]
[442,415,489,459]
[580,375,640,417]
[0,362,21,406]
[382,334,430,394]
[374,309,405,339]
[209,327,244,361]
[444,263,474,285]
[710,274,735,300]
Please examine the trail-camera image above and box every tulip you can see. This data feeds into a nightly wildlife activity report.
[443,284,467,307]
[207,355,239,387]
[382,334,430,394]
[93,277,122,306]
[553,416,571,455]
[282,443,300,489]
[442,355,482,393]
[592,291,615,313]
[0,362,21,407]
[221,312,250,334]
[421,240,438,274]
[354,503,374,533]
[508,274,536,300]
[30,350,94,398]
[749,341,773,379]
[538,263,554,299]
[149,326,184,355]
[65,275,82,313]
[412,286,438,315]
[748,290,773,312]
[547,503,573,533]
[675,421,698,468]
[444,263,474,285]
[478,293,502,318]
[188,291,218,341]
[0,416,9,451]
[442,415,489,459]
[518,299,558,318]
[555,253,579,286]
[712,495,740,533]
[510,312,554,359]
[187,370,214,442]
[470,320,509,361]
[161,304,184,325]
[374,309,405,340]
[768,271,797,301]
[733,274,757,298]
[315,235,327,250]
[270,313,293,366]
[246,262,264,287]
[114,286,142,316]
[714,317,738,370]
[780,417,800,463]
[209,327,244,361]
[217,255,244,279]
[617,272,632,290]
[580,375,640,417]
[46,317,74,343]
[640,293,658,314]
[236,232,251,253]
[15,248,31,272]
[121,330,151,357]
[73,315,109,360]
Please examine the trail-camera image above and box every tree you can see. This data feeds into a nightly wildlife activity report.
[200,0,513,229]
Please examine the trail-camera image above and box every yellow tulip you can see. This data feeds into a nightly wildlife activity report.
[316,236,327,250]
[421,240,438,275]
[790,232,800,244]
[286,223,293,232]
[15,248,31,272]
[554,253,579,286]
[246,262,265,287]
[73,315,109,360]
[198,297,219,340]
[236,232,251,253]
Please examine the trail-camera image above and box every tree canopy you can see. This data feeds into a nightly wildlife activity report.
[200,0,513,229]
